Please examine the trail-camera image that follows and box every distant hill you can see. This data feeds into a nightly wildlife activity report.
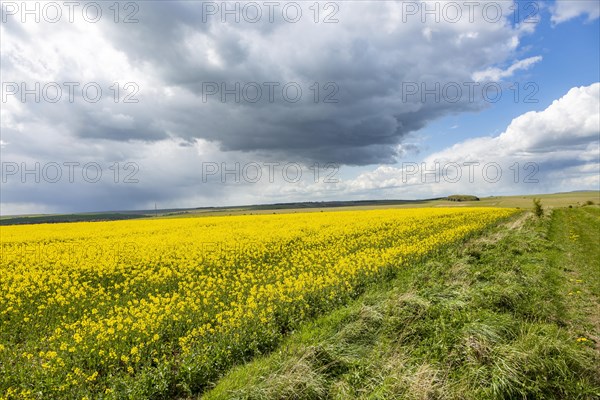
[2,191,598,226]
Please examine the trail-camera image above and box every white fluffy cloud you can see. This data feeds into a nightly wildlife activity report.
[472,56,543,81]
[552,0,600,24]
[428,83,599,159]
[345,83,600,197]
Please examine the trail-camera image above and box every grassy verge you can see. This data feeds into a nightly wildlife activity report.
[202,206,600,399]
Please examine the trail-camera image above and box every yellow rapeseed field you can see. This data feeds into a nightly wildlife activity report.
[0,207,515,399]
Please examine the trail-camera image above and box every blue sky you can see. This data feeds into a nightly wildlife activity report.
[417,6,600,156]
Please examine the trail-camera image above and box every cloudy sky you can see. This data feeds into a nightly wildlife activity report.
[1,0,599,214]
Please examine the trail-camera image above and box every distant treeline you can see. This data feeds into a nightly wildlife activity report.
[445,195,480,202]
[0,213,146,226]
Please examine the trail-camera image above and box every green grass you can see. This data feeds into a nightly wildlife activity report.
[202,206,600,399]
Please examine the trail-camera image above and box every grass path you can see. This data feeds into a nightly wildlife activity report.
[550,207,600,366]
[201,207,600,399]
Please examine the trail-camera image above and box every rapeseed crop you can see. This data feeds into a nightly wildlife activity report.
[0,207,515,398]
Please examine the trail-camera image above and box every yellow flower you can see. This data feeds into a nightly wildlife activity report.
[87,371,98,382]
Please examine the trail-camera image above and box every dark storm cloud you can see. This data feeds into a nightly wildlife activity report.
[3,1,525,167]
[72,1,521,165]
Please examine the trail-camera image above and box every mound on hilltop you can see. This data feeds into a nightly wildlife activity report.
[446,195,480,202]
